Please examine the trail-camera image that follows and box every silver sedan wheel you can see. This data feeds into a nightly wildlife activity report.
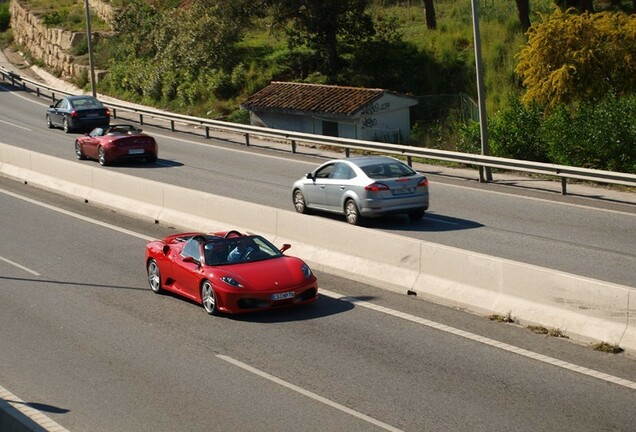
[46,114,53,129]
[345,199,361,225]
[293,189,307,214]
[201,281,218,315]
[147,259,162,293]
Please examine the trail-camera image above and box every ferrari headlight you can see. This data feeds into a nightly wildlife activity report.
[220,276,243,287]
[301,264,312,279]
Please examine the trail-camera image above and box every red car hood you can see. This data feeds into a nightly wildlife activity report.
[216,256,310,291]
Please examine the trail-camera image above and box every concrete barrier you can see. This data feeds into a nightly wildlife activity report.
[1,141,634,353]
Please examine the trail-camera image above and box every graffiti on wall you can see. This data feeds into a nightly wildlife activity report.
[361,102,390,115]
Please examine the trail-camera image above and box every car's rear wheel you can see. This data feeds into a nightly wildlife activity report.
[146,155,157,163]
[344,199,362,225]
[75,140,86,160]
[98,147,108,166]
[63,117,71,133]
[201,281,218,315]
[408,209,425,222]
[147,259,162,293]
[293,189,307,214]
[46,114,53,129]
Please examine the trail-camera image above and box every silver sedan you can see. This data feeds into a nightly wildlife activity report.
[292,156,429,225]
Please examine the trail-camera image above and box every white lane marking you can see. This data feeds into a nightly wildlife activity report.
[422,214,461,226]
[439,181,636,217]
[319,289,636,391]
[0,384,70,432]
[0,255,40,276]
[0,187,154,241]
[151,131,302,164]
[0,118,32,131]
[1,186,635,391]
[217,354,404,432]
[0,83,49,106]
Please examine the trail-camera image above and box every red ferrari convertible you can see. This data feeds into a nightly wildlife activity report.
[75,124,158,166]
[145,230,318,315]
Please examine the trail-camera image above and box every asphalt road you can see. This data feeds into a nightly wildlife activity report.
[1,178,635,432]
[1,84,635,289]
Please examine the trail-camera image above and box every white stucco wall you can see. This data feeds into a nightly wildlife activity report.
[248,92,417,144]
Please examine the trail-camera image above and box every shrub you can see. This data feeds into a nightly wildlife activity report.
[489,95,549,162]
[0,2,10,32]
[227,109,251,124]
[456,120,481,154]
[543,95,636,173]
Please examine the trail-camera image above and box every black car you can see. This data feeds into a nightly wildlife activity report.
[46,95,110,133]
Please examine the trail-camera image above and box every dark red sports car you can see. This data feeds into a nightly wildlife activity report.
[145,230,318,315]
[74,124,158,166]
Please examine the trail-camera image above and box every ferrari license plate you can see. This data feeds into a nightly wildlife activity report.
[271,291,295,301]
[128,149,144,155]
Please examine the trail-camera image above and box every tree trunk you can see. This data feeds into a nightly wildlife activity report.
[515,0,531,33]
[423,0,436,30]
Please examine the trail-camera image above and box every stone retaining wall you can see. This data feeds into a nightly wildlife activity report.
[87,0,117,24]
[9,0,112,81]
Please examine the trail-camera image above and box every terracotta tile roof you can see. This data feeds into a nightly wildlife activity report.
[241,82,387,116]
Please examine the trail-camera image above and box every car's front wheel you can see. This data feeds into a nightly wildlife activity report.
[147,259,163,293]
[46,114,53,129]
[98,147,108,166]
[201,281,219,315]
[75,140,86,160]
[344,199,362,225]
[63,117,71,133]
[293,189,308,214]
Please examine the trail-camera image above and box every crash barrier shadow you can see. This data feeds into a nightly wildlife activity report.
[1,141,634,355]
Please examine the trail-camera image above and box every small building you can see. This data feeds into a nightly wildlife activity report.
[240,82,418,144]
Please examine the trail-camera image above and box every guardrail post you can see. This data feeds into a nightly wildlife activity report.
[11,75,15,86]
[112,108,117,119]
[407,156,412,167]
[245,133,250,146]
[291,140,296,154]
[345,148,350,157]
[170,120,175,132]
[22,82,26,91]
[139,114,144,125]
[51,92,55,102]
[36,87,40,97]
[561,178,567,195]
[205,126,210,138]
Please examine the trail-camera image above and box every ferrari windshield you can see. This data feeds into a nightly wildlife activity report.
[203,235,283,265]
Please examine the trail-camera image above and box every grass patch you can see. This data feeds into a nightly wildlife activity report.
[591,342,623,354]
[23,0,110,32]
[489,312,515,323]
[527,325,569,338]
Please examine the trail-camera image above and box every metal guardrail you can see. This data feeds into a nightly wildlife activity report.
[2,66,636,195]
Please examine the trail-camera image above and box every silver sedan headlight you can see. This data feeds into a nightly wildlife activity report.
[220,276,243,287]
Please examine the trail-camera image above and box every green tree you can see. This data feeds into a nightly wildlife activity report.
[516,9,636,109]
[267,0,374,77]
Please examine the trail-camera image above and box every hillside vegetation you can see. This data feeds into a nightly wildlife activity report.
[3,0,636,173]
